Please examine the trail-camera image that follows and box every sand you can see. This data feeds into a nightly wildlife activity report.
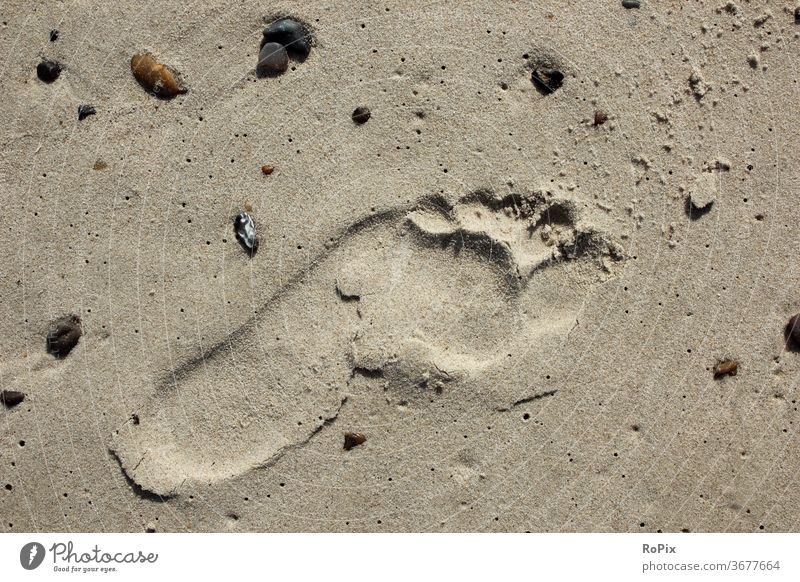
[1,0,799,532]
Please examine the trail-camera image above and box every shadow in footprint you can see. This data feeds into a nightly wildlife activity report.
[110,188,624,496]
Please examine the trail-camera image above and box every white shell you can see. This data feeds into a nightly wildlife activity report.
[234,212,257,252]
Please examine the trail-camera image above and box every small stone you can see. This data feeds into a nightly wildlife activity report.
[93,160,107,171]
[36,60,61,83]
[0,390,25,408]
[256,42,289,76]
[795,8,800,24]
[593,110,608,126]
[46,315,82,359]
[352,106,371,124]
[77,104,96,121]
[261,165,274,175]
[787,314,800,347]
[262,18,311,59]
[343,432,366,450]
[49,29,59,42]
[234,212,258,255]
[622,0,640,8]
[713,360,738,379]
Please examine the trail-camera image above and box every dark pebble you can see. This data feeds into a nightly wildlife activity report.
[593,110,608,126]
[256,42,289,76]
[36,60,61,83]
[343,432,366,450]
[788,314,800,347]
[77,104,96,121]
[49,29,59,42]
[46,315,82,358]
[795,8,800,24]
[622,0,641,8]
[1,390,25,408]
[262,18,311,59]
[531,68,563,95]
[352,106,371,124]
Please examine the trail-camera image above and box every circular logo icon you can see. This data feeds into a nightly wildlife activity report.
[20,542,45,570]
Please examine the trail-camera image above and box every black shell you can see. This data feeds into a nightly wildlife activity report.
[46,315,82,358]
[77,104,96,121]
[234,212,258,255]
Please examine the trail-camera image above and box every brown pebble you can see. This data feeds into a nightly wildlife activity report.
[261,165,274,175]
[1,390,25,408]
[787,314,800,347]
[713,360,738,379]
[351,106,371,124]
[343,432,366,450]
[46,315,82,359]
[256,42,289,76]
[130,52,187,99]
[93,160,107,171]
[593,110,608,126]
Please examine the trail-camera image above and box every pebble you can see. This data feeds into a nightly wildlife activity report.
[36,60,61,83]
[46,315,82,359]
[261,165,274,175]
[343,432,367,450]
[622,0,641,8]
[234,212,258,255]
[77,104,96,121]
[788,314,800,347]
[0,390,25,408]
[262,18,311,59]
[593,110,608,126]
[49,29,59,42]
[130,52,187,99]
[352,106,371,124]
[256,42,289,76]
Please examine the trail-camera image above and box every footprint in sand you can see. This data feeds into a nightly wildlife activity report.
[110,188,624,497]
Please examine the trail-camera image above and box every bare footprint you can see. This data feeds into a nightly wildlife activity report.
[110,188,623,496]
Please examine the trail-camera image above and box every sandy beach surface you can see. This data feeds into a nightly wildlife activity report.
[1,0,799,532]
